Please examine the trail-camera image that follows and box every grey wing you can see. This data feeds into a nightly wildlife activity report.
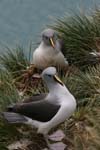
[2,112,27,123]
[23,93,48,103]
[7,100,60,122]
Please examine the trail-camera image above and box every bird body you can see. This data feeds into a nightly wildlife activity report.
[33,42,67,69]
[2,67,76,143]
[33,29,68,70]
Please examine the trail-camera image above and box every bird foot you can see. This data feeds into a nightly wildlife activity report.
[49,130,65,142]
[44,130,66,150]
[43,142,66,150]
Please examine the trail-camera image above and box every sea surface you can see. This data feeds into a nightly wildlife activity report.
[0,0,100,52]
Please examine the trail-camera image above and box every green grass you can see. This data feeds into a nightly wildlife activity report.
[0,119,22,150]
[0,68,20,111]
[52,9,100,70]
[63,65,100,107]
[0,46,30,78]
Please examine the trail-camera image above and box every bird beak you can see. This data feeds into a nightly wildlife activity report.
[54,75,64,86]
[50,38,55,48]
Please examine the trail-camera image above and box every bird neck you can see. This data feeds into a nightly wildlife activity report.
[45,81,76,106]
[40,41,55,54]
[47,82,58,92]
[47,81,69,97]
[39,41,60,57]
[41,41,51,48]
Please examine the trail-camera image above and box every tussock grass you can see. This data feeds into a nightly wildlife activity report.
[0,46,30,78]
[52,9,100,70]
[0,68,19,111]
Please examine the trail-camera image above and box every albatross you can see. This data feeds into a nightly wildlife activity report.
[33,28,68,70]
[2,67,76,148]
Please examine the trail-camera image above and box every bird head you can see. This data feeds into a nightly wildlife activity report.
[41,67,64,86]
[42,28,58,49]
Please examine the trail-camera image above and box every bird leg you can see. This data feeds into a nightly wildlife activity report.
[44,134,52,150]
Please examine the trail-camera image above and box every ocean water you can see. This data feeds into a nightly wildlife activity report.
[0,0,100,52]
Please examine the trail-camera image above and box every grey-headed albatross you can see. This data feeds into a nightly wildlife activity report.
[2,67,76,148]
[33,29,68,70]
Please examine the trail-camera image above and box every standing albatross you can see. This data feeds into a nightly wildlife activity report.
[33,28,68,70]
[2,67,76,148]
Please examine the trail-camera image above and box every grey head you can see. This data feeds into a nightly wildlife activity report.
[42,67,56,77]
[42,29,56,37]
[41,67,64,86]
[42,28,59,49]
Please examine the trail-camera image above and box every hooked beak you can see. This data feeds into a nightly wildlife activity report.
[54,75,64,86]
[50,38,55,48]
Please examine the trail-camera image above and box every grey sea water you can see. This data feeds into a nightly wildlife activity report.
[0,0,100,52]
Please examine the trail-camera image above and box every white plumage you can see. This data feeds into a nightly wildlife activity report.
[33,29,68,70]
[2,67,76,148]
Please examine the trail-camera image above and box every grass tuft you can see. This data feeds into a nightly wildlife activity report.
[52,10,100,70]
[0,46,30,78]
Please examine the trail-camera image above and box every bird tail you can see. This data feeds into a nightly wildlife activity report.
[2,112,27,123]
[1,112,41,129]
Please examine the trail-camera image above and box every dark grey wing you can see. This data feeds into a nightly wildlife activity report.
[23,93,48,103]
[2,112,27,123]
[7,100,60,122]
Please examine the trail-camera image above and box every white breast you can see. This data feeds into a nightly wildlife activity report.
[33,42,68,69]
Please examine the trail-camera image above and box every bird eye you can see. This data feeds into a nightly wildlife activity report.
[48,75,52,77]
[45,36,49,40]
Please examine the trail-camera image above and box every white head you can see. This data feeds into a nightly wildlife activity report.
[41,67,64,88]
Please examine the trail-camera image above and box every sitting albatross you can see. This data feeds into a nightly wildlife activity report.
[2,67,76,148]
[33,28,68,70]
